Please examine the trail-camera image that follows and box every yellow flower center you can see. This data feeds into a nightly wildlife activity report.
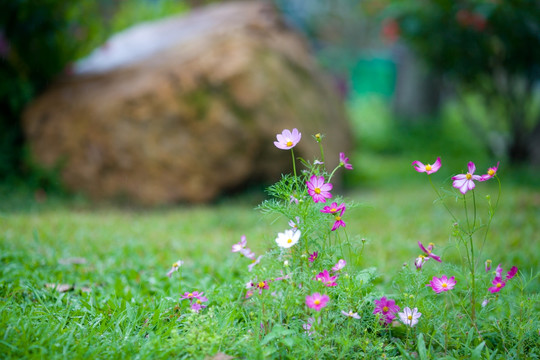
[442,283,448,288]
[488,169,495,176]
[258,282,265,288]
[466,173,472,180]
[425,164,432,171]
[314,188,321,194]
[287,239,292,243]
[314,299,321,305]
[408,315,412,320]
[188,293,193,297]
[496,283,502,288]
[382,306,389,312]
[196,300,202,304]
[335,216,341,221]
[331,208,337,212]
[286,141,293,147]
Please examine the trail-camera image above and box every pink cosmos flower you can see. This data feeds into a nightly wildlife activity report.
[320,202,345,215]
[412,157,441,175]
[373,297,400,324]
[398,307,422,327]
[315,269,338,287]
[181,291,208,302]
[303,317,315,336]
[485,259,492,272]
[489,264,518,293]
[290,195,299,204]
[256,280,269,294]
[309,251,318,263]
[248,255,263,272]
[426,275,456,293]
[190,300,208,313]
[332,259,346,272]
[288,216,301,232]
[331,213,346,231]
[506,266,518,280]
[306,175,333,203]
[341,310,361,319]
[480,161,499,181]
[306,293,330,311]
[240,248,256,260]
[488,276,506,293]
[231,235,247,253]
[166,260,184,277]
[415,255,426,271]
[418,241,442,262]
[339,152,353,170]
[274,128,301,150]
[452,162,483,194]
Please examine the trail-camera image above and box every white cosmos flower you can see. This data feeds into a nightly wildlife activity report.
[398,307,422,327]
[275,229,301,249]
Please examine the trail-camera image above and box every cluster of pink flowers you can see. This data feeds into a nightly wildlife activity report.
[488,264,518,293]
[412,157,500,195]
[181,291,208,313]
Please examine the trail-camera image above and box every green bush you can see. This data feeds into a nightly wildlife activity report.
[384,0,540,163]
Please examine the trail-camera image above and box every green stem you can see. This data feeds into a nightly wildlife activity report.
[327,164,342,183]
[428,176,459,223]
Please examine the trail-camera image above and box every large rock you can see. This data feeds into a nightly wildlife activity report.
[23,1,352,205]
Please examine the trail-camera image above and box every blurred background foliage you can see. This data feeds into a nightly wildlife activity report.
[0,0,189,186]
[0,0,539,197]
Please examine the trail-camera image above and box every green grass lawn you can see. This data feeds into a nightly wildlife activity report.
[1,98,539,358]
[1,169,538,358]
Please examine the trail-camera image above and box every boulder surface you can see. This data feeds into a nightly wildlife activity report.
[23,1,352,204]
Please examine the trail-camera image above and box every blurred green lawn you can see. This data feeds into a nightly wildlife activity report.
[1,96,538,292]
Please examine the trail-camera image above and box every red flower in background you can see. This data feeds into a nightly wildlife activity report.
[382,18,400,43]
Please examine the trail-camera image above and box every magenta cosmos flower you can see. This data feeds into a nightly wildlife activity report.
[480,162,500,181]
[274,128,301,150]
[426,275,456,293]
[412,157,441,175]
[373,297,400,324]
[181,291,208,302]
[398,307,422,327]
[315,269,338,287]
[309,251,318,263]
[306,175,333,203]
[452,162,483,194]
[331,211,346,231]
[306,293,330,311]
[320,202,345,215]
[418,241,442,262]
[339,152,353,170]
[488,264,518,293]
